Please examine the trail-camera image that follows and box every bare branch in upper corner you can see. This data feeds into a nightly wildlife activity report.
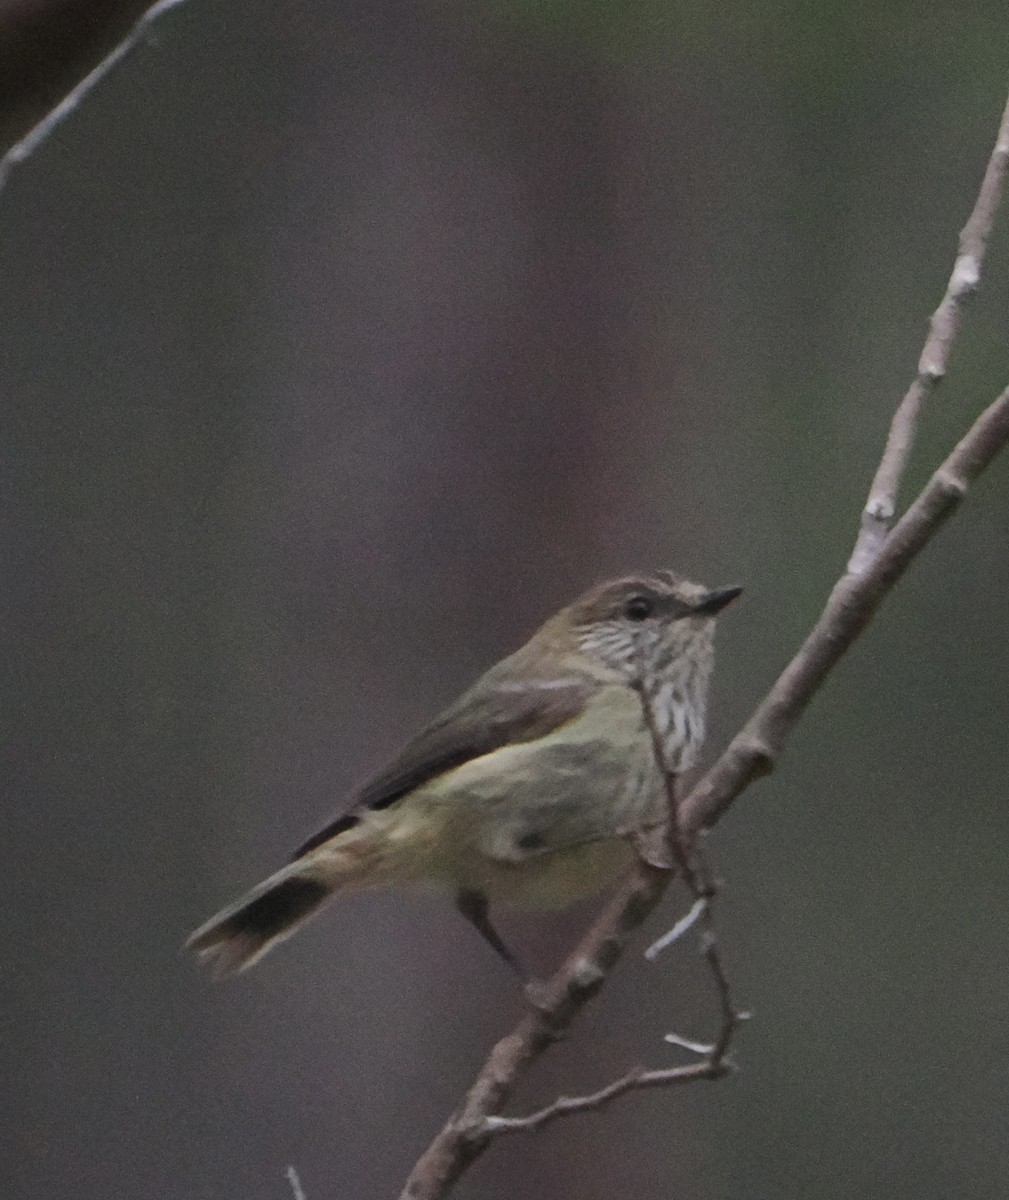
[0,0,191,196]
[848,90,1009,575]
[680,381,1009,837]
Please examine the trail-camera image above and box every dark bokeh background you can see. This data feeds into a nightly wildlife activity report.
[3,3,1009,1198]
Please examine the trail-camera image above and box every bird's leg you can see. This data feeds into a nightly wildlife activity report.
[454,888,527,980]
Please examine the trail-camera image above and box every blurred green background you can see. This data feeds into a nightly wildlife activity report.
[3,2,1009,1198]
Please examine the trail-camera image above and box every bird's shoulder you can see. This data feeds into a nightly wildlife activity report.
[291,652,615,859]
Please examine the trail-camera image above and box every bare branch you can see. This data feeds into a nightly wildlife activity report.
[680,381,1009,835]
[848,90,1009,574]
[398,84,1009,1200]
[690,855,740,1063]
[400,379,1009,1200]
[0,0,190,196]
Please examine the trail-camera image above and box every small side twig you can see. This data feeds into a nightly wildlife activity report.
[482,1059,729,1136]
[631,677,745,1064]
[644,895,706,959]
[0,0,191,196]
[848,89,1009,574]
[690,855,743,1064]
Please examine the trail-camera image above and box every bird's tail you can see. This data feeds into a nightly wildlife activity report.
[185,825,393,976]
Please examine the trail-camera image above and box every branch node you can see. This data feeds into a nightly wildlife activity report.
[737,734,776,776]
[865,496,894,521]
[458,1119,492,1146]
[569,956,607,991]
[522,979,555,1013]
[917,353,946,383]
[847,525,883,576]
[950,252,981,295]
[934,467,968,499]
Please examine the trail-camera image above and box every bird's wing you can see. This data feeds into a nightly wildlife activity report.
[291,672,594,859]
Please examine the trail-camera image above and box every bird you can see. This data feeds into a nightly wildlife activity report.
[186,570,741,977]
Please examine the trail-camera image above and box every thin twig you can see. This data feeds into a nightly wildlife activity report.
[644,895,707,959]
[675,848,740,1059]
[632,678,744,1064]
[480,1060,730,1136]
[848,90,1009,574]
[0,0,191,196]
[285,1166,307,1200]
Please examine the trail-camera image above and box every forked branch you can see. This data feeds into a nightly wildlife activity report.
[847,88,1009,574]
[680,381,1009,834]
[400,83,1009,1200]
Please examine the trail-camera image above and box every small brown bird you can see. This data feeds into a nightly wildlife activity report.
[186,571,741,976]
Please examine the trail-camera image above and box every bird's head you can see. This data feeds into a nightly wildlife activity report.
[563,570,742,684]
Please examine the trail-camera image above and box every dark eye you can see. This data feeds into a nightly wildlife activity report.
[624,595,654,621]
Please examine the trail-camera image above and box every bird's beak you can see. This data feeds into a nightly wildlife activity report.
[695,585,744,615]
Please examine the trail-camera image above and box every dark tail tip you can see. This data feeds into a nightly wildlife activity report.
[186,874,331,977]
